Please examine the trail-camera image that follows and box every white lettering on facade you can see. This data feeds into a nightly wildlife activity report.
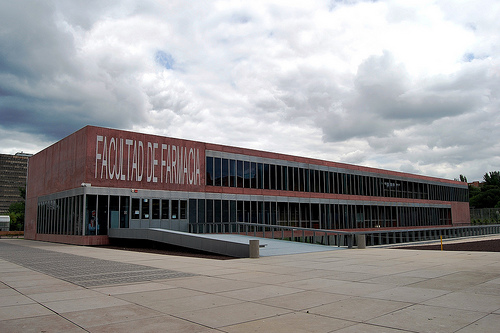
[125,139,133,181]
[94,134,202,186]
[95,135,103,178]
[109,137,116,180]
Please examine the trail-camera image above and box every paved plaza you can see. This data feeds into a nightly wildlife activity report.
[1,238,500,332]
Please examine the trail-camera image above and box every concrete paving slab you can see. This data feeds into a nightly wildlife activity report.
[408,271,499,291]
[222,311,354,333]
[88,314,214,333]
[368,304,488,333]
[1,238,500,332]
[366,285,450,303]
[62,304,165,328]
[465,281,500,296]
[217,284,301,301]
[91,281,176,296]
[455,314,500,333]
[0,303,53,321]
[422,291,500,313]
[333,322,411,332]
[316,280,394,296]
[42,294,130,314]
[0,295,35,307]
[174,301,291,328]
[164,275,263,293]
[0,314,87,333]
[308,296,412,322]
[256,290,351,311]
[143,293,243,314]
[115,288,206,306]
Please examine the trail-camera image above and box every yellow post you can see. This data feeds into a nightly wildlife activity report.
[440,235,443,251]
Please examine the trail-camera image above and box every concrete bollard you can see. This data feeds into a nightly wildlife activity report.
[249,239,260,258]
[357,234,366,249]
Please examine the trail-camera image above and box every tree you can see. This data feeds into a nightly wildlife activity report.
[469,171,500,208]
[8,187,25,231]
[484,171,500,187]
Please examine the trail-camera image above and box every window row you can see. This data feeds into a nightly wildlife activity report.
[130,198,187,220]
[206,157,468,202]
[37,195,85,236]
[188,198,452,230]
[37,195,188,236]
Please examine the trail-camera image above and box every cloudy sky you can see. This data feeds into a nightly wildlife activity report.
[0,0,498,182]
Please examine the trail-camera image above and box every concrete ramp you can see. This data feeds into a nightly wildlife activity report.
[109,228,252,258]
[109,228,344,258]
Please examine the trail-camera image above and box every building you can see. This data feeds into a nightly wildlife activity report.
[0,153,30,215]
[0,216,9,231]
[468,181,484,188]
[25,126,470,245]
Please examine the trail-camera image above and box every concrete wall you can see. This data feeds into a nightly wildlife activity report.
[25,127,89,239]
[451,202,471,226]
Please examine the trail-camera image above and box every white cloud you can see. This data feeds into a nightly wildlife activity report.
[0,0,499,182]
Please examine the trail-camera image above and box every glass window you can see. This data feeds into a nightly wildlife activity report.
[264,164,270,189]
[257,163,264,189]
[222,159,229,186]
[230,159,236,187]
[180,200,187,219]
[197,199,205,224]
[237,200,243,222]
[206,199,213,223]
[86,195,97,235]
[171,200,179,219]
[283,166,288,191]
[120,196,129,228]
[189,199,196,224]
[206,156,213,186]
[243,201,250,222]
[276,165,282,190]
[230,200,236,222]
[305,169,311,192]
[215,200,222,222]
[110,196,120,228]
[161,199,169,219]
[152,199,160,219]
[251,162,257,188]
[97,195,108,235]
[244,161,251,188]
[237,160,244,187]
[294,167,299,191]
[251,201,258,223]
[314,170,320,193]
[270,165,276,190]
[326,172,331,193]
[132,198,140,219]
[222,200,229,222]
[214,157,222,186]
[142,199,150,219]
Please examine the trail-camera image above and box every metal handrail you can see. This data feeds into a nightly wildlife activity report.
[189,222,500,248]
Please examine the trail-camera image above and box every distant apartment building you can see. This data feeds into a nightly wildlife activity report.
[468,181,484,188]
[0,153,31,215]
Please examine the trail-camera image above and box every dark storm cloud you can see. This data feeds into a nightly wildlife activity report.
[0,0,147,141]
